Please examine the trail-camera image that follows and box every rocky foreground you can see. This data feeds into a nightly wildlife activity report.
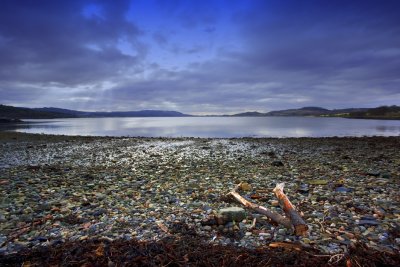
[0,132,399,266]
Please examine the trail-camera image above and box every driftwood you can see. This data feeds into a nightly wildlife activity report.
[273,183,308,236]
[228,184,293,231]
[228,182,308,236]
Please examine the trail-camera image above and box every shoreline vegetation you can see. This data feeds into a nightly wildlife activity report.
[1,104,400,121]
[0,132,399,266]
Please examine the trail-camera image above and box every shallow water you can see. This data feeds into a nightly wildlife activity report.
[3,116,400,137]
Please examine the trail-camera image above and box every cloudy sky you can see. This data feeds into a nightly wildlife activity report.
[0,0,399,114]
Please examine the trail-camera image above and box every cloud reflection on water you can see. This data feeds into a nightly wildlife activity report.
[4,117,400,138]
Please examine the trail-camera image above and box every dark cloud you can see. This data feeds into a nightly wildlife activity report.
[0,0,399,113]
[0,0,143,86]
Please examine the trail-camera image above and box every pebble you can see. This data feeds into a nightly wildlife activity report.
[218,207,246,222]
[203,226,212,231]
[278,229,286,235]
[271,200,279,207]
[259,233,271,238]
[0,135,399,256]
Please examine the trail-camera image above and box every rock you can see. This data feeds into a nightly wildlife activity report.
[307,179,328,185]
[218,207,246,222]
[358,220,380,226]
[298,184,309,193]
[95,193,106,200]
[35,236,48,242]
[37,202,52,212]
[272,160,284,167]
[335,187,353,193]
[92,208,107,217]
[0,235,6,247]
[245,232,252,236]
[366,170,380,177]
[203,225,212,231]
[240,182,252,191]
[259,232,271,238]
[278,229,286,235]
[271,200,280,207]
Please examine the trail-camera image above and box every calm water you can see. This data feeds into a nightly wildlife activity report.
[3,117,400,138]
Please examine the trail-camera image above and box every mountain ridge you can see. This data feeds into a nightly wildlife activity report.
[1,104,399,120]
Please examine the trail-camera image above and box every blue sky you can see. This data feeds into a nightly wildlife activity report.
[0,0,399,114]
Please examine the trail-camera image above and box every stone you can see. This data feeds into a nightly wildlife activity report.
[272,160,284,167]
[307,179,328,185]
[35,236,48,242]
[358,220,380,226]
[335,187,352,193]
[240,182,252,191]
[298,184,309,193]
[278,229,286,235]
[366,170,380,177]
[92,208,107,217]
[271,200,280,207]
[259,233,271,238]
[218,207,246,222]
[203,225,212,231]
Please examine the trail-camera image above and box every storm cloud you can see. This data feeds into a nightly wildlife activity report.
[0,0,399,113]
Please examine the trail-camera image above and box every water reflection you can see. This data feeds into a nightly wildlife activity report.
[375,125,400,132]
[2,117,400,137]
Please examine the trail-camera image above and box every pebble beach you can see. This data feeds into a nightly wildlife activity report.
[0,132,399,265]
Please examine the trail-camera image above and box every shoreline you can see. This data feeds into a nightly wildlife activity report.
[1,132,399,265]
[1,131,399,142]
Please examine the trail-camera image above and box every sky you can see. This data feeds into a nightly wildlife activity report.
[0,0,399,114]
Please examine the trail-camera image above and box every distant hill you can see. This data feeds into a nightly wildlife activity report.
[34,107,88,116]
[266,107,330,116]
[35,107,190,117]
[231,107,378,117]
[347,105,400,119]
[231,111,266,117]
[3,104,399,120]
[1,104,191,119]
[0,104,77,119]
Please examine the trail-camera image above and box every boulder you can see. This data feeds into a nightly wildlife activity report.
[218,207,246,222]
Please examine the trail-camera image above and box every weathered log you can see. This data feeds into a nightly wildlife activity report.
[228,185,293,231]
[273,183,308,236]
